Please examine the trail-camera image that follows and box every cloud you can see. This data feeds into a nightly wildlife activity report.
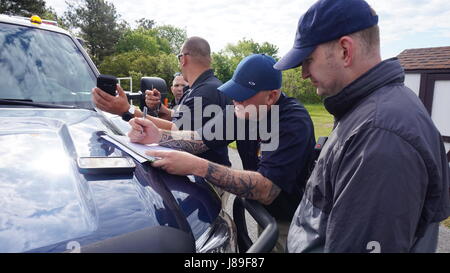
[46,0,450,59]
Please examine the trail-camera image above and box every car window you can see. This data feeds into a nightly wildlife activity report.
[0,23,96,108]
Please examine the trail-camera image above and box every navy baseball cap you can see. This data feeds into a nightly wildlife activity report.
[218,54,282,102]
[274,0,378,71]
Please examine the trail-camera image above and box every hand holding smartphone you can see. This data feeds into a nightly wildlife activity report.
[97,74,118,96]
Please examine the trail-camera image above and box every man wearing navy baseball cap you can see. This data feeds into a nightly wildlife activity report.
[277,0,450,253]
[128,54,316,252]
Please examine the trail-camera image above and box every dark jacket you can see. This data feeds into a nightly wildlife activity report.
[287,58,450,253]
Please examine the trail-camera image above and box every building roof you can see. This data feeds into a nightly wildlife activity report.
[397,46,450,70]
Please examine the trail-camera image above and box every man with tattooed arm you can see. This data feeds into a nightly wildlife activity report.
[128,54,316,252]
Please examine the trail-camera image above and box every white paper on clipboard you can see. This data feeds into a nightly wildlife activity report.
[101,134,172,163]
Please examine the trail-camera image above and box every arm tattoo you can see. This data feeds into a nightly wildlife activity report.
[158,130,209,154]
[204,162,281,205]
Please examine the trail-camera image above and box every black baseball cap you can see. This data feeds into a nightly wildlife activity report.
[274,0,378,71]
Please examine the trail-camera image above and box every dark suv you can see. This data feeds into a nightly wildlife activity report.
[0,14,238,253]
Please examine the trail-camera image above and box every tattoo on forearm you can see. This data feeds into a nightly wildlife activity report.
[159,130,209,154]
[204,162,281,205]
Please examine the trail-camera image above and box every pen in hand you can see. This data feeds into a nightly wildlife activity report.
[141,106,147,134]
[142,106,148,120]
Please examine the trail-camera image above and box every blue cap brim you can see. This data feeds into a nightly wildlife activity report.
[274,45,316,71]
[218,79,259,102]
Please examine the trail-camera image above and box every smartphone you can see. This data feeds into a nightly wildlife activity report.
[77,156,136,175]
[97,74,118,96]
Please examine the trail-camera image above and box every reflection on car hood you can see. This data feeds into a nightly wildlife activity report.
[0,108,220,252]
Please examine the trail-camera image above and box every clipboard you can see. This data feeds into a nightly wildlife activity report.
[101,133,170,163]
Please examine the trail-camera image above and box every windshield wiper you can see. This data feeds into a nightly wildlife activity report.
[0,99,76,109]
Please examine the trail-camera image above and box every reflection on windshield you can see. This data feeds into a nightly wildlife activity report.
[0,23,96,108]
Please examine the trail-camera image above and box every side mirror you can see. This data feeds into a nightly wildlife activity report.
[140,77,169,111]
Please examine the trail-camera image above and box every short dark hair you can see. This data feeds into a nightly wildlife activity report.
[182,36,211,66]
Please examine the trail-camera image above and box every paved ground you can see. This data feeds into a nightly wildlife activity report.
[225,148,258,243]
[437,225,450,253]
[226,147,450,253]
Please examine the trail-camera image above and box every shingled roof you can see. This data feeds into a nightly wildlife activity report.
[397,46,450,70]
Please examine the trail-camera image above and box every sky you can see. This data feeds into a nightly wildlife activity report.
[45,0,450,60]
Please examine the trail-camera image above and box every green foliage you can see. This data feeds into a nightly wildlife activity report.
[282,67,322,104]
[225,38,279,60]
[155,25,187,55]
[99,21,186,91]
[211,52,234,85]
[42,6,68,29]
[443,217,450,229]
[116,29,161,55]
[0,0,47,16]
[212,38,279,83]
[63,0,128,65]
[135,18,155,30]
[98,51,178,92]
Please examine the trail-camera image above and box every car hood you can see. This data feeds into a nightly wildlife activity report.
[0,108,220,252]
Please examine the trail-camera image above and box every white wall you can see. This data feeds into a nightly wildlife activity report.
[431,80,450,138]
[404,73,421,97]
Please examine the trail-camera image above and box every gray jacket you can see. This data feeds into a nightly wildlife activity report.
[288,58,450,253]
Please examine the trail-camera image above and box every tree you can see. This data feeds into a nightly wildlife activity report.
[282,67,322,104]
[116,29,162,55]
[224,38,279,60]
[63,0,128,65]
[136,18,155,30]
[98,23,186,91]
[211,52,234,85]
[154,25,187,55]
[0,0,47,16]
[211,38,279,83]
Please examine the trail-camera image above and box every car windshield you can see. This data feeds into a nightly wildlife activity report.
[0,22,96,108]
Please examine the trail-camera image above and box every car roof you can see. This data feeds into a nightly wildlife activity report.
[0,14,70,35]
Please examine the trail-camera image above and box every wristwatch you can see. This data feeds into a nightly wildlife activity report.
[121,105,135,121]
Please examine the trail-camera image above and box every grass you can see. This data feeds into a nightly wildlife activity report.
[443,217,450,229]
[227,103,333,149]
[303,103,334,139]
[229,141,237,149]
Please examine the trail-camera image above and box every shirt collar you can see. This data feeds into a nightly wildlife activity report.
[324,58,405,120]
[190,69,215,89]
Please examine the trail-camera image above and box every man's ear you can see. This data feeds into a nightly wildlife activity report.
[338,36,355,68]
[267,90,279,106]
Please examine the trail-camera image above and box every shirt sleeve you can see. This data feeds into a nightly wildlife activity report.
[257,114,315,194]
[324,127,429,253]
[174,91,213,131]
